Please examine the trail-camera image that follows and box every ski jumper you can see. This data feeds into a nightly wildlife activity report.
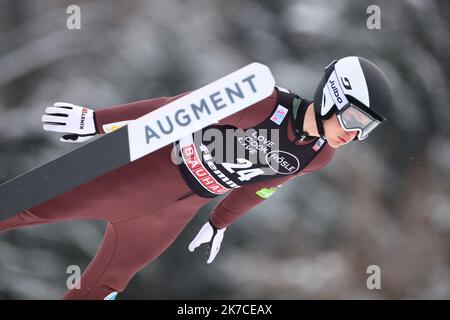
[0,87,335,299]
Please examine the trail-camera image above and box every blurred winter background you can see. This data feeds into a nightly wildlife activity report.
[0,0,449,299]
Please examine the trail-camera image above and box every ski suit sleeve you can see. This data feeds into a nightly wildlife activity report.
[209,176,294,229]
[94,92,189,134]
[209,144,335,229]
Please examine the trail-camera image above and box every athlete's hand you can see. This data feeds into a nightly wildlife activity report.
[188,221,226,264]
[42,102,97,143]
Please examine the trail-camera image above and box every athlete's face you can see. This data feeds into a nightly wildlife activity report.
[323,113,358,149]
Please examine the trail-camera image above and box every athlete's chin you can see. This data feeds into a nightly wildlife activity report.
[328,139,344,149]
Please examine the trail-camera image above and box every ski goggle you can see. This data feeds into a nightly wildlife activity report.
[336,103,383,140]
[325,68,385,140]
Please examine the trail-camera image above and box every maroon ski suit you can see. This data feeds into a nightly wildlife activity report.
[0,88,335,299]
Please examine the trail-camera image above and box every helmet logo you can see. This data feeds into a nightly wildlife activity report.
[341,77,352,90]
[329,80,344,104]
[326,71,349,110]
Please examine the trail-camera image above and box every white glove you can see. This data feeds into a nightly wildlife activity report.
[42,102,97,143]
[188,221,226,264]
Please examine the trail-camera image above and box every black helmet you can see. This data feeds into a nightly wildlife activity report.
[313,56,392,140]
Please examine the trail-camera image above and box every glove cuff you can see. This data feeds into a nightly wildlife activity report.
[92,110,99,134]
[208,218,219,231]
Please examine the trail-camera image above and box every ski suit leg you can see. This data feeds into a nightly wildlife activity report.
[62,192,207,300]
[0,145,189,232]
[0,145,208,299]
[0,209,53,233]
